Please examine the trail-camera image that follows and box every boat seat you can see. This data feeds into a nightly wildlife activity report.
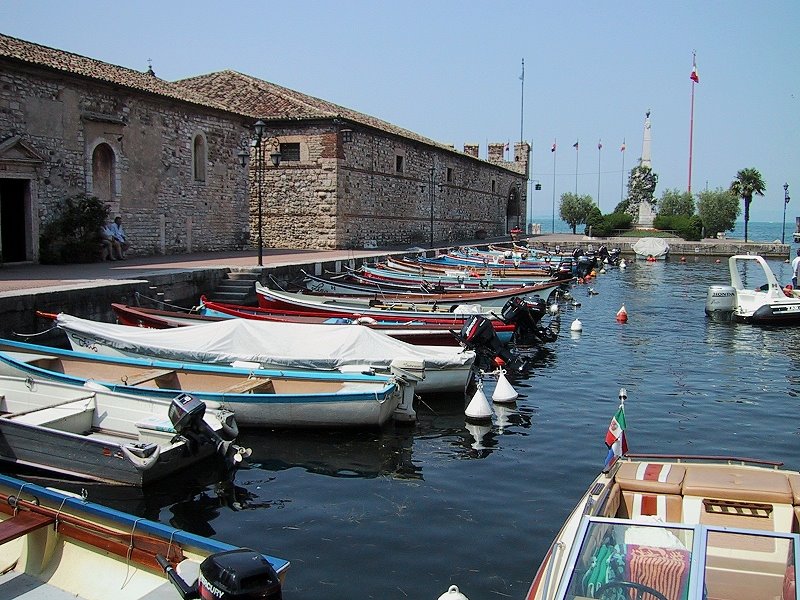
[122,368,176,387]
[619,490,683,522]
[0,511,54,544]
[788,473,800,505]
[11,401,95,433]
[615,462,685,494]
[221,377,273,394]
[682,466,793,504]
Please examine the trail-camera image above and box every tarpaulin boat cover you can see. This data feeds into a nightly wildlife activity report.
[632,237,670,258]
[55,313,474,372]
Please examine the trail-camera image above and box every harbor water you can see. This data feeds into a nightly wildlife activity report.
[59,248,800,600]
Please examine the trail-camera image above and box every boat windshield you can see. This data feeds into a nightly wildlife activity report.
[557,516,798,600]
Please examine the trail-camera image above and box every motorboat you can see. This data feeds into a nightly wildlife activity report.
[0,375,243,486]
[705,254,800,324]
[50,312,474,394]
[0,338,418,428]
[526,453,800,600]
[0,471,289,599]
[632,237,670,260]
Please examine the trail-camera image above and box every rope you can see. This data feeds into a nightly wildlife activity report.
[11,324,58,338]
[133,291,194,312]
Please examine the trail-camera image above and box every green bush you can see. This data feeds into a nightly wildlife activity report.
[587,212,633,237]
[39,194,110,264]
[652,214,703,241]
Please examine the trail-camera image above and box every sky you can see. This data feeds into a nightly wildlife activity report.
[3,1,799,223]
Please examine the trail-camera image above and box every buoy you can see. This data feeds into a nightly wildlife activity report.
[492,368,518,403]
[619,259,627,270]
[680,256,686,262]
[600,267,607,274]
[549,303,560,315]
[715,259,721,264]
[588,287,599,296]
[616,305,628,323]
[570,318,583,332]
[438,584,470,600]
[465,380,493,421]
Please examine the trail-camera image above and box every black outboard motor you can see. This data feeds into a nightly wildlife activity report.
[500,295,561,347]
[157,548,282,599]
[457,314,518,373]
[169,393,250,470]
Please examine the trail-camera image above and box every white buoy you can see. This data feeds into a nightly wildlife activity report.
[570,318,583,332]
[438,584,470,600]
[549,303,560,315]
[465,380,493,421]
[465,422,491,450]
[619,259,627,270]
[492,368,518,403]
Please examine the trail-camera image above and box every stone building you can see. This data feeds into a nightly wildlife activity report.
[0,33,529,261]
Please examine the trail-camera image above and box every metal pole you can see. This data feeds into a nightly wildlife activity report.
[257,136,263,266]
[784,183,790,244]
[552,142,557,233]
[429,165,434,249]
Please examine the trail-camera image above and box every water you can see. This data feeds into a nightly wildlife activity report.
[40,257,800,599]
[531,216,800,246]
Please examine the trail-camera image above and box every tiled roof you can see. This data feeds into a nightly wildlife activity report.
[176,70,459,153]
[0,33,234,114]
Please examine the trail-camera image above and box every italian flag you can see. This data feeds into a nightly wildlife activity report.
[603,405,628,469]
[690,65,699,83]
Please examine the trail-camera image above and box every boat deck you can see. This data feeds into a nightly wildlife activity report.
[0,571,180,599]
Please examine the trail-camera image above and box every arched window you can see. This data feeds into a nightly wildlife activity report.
[193,133,207,182]
[91,143,115,203]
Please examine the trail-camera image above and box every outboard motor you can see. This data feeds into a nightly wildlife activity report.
[169,393,250,470]
[457,315,519,373]
[500,295,561,347]
[705,285,737,321]
[157,548,282,600]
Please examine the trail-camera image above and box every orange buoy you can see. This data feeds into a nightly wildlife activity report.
[680,256,686,262]
[616,305,628,323]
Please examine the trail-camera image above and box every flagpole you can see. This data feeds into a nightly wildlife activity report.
[574,140,579,195]
[519,58,524,143]
[620,139,626,202]
[597,140,602,208]
[688,51,697,193]
[552,139,557,233]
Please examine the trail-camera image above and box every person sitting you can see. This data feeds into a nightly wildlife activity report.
[99,221,117,261]
[109,216,129,259]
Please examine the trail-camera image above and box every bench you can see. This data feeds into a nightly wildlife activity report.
[0,511,54,544]
[221,377,273,394]
[11,400,95,433]
[122,368,176,387]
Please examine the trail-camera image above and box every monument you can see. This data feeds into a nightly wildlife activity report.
[634,111,657,228]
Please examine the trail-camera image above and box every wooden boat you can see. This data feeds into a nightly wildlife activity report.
[51,312,473,395]
[0,471,289,599]
[0,374,242,486]
[0,338,418,428]
[705,254,800,325]
[383,256,559,279]
[256,281,564,316]
[353,263,557,289]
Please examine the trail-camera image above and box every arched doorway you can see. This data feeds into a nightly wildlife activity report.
[505,187,521,232]
[91,143,116,204]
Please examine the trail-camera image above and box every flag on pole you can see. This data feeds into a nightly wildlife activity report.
[603,390,628,470]
[620,141,626,152]
[520,58,525,81]
[551,141,556,152]
[573,141,579,149]
[690,53,699,83]
[598,140,603,150]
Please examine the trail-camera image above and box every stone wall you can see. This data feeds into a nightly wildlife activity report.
[0,62,250,259]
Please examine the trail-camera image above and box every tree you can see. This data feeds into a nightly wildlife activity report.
[697,188,740,239]
[39,194,110,264]
[729,167,766,242]
[559,193,595,234]
[626,165,658,218]
[658,188,695,217]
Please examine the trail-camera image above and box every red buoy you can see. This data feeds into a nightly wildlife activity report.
[616,305,628,323]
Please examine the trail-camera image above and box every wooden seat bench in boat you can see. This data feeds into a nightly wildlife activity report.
[221,377,273,394]
[122,368,176,386]
[9,400,95,433]
[0,511,54,544]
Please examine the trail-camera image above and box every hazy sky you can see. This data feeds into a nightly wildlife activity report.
[3,1,798,222]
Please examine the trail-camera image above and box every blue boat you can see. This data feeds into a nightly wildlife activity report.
[0,471,289,599]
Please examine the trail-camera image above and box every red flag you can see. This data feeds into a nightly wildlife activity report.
[690,54,699,83]
[598,141,603,150]
[620,141,626,152]
[551,142,556,152]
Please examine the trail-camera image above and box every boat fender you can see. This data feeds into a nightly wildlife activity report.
[220,413,239,441]
[123,442,161,471]
[438,584,470,600]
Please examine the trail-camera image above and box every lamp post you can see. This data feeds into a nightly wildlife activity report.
[783,183,791,244]
[429,165,435,249]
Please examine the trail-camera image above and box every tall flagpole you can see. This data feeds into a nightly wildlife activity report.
[620,139,626,202]
[551,139,557,233]
[519,59,525,143]
[597,139,602,208]
[573,140,579,195]
[688,51,699,193]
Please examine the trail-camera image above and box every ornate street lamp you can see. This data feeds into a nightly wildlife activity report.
[783,183,790,244]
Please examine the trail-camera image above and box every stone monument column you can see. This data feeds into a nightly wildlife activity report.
[635,111,655,228]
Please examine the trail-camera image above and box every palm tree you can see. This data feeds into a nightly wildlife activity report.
[729,168,766,242]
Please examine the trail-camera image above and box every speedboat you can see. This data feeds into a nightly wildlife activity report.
[526,454,800,599]
[705,254,800,324]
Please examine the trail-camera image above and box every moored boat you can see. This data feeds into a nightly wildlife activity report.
[0,471,289,599]
[705,254,800,325]
[632,237,670,260]
[0,338,418,428]
[0,375,243,486]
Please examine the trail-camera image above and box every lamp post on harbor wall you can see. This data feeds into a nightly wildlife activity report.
[784,183,791,244]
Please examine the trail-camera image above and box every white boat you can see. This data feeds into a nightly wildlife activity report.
[526,453,800,600]
[0,374,242,486]
[52,312,475,394]
[0,471,289,599]
[705,254,800,324]
[632,237,670,260]
[0,338,417,428]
